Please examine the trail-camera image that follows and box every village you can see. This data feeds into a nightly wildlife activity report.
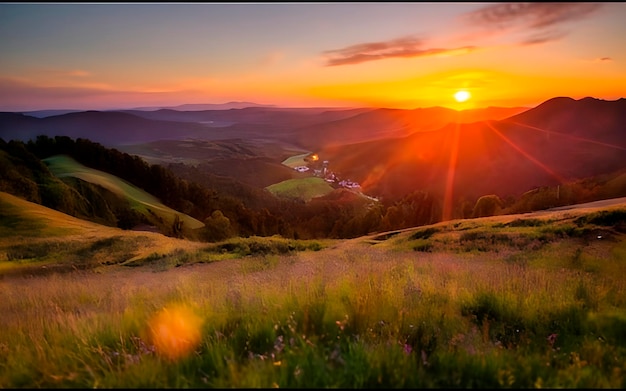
[292,153,361,190]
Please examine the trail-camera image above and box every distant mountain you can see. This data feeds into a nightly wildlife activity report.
[19,109,85,118]
[122,106,373,127]
[130,101,276,111]
[2,105,525,151]
[290,106,529,149]
[318,97,626,200]
[0,111,210,146]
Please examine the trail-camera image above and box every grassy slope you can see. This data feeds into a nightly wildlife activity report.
[265,177,335,202]
[0,191,205,274]
[281,152,312,168]
[43,155,204,229]
[1,193,625,387]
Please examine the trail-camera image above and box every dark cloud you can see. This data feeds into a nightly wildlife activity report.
[464,3,603,30]
[322,36,476,66]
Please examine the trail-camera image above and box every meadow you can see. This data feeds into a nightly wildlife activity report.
[43,155,204,230]
[1,195,625,388]
[265,177,335,202]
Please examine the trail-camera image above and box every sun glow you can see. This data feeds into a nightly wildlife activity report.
[454,90,471,103]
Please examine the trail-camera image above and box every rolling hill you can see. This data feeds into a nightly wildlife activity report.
[43,154,204,230]
[317,97,626,201]
[290,105,529,150]
[0,190,206,276]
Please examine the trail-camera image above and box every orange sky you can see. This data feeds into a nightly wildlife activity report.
[1,3,625,111]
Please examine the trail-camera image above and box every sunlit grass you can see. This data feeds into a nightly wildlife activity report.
[1,208,625,387]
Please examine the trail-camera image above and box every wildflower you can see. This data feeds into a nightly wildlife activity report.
[403,344,413,355]
[547,333,558,349]
[274,335,285,353]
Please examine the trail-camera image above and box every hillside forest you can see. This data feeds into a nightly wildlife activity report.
[2,135,626,242]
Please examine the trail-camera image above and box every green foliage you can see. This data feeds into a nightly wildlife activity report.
[43,154,204,233]
[265,177,334,202]
[202,210,234,242]
[472,194,503,218]
[505,218,547,227]
[202,236,325,257]
[408,227,439,240]
[412,240,433,252]
[458,230,513,252]
[575,209,626,230]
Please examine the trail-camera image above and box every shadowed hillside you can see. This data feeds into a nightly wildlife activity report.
[318,97,626,202]
[292,106,529,150]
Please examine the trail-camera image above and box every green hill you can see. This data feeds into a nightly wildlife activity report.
[43,155,204,230]
[266,177,335,202]
[0,191,206,275]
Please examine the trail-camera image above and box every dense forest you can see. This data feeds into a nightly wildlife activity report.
[1,135,625,242]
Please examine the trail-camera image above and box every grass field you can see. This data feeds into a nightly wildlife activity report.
[265,177,335,202]
[281,152,312,169]
[1,193,625,388]
[43,155,204,230]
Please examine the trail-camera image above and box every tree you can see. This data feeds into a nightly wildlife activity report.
[202,210,234,242]
[472,194,503,218]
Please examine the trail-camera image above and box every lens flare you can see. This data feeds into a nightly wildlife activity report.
[148,304,203,360]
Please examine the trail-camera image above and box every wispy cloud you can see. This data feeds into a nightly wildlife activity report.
[37,68,92,78]
[463,3,603,30]
[322,36,476,67]
[519,30,568,46]
[462,3,603,46]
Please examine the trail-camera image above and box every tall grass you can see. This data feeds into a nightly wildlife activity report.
[1,222,625,387]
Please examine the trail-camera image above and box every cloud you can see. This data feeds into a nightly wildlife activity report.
[519,30,567,46]
[322,36,476,66]
[463,3,603,30]
[36,68,92,78]
[461,3,603,48]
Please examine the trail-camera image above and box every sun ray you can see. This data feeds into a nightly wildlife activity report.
[502,119,626,151]
[484,121,565,183]
[442,121,462,222]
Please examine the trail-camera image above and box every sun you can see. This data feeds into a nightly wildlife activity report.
[454,90,471,103]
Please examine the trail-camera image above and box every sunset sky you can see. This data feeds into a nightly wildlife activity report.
[1,2,625,111]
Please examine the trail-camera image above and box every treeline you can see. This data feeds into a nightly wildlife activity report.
[2,135,625,242]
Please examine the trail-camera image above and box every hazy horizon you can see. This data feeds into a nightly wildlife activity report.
[1,3,625,112]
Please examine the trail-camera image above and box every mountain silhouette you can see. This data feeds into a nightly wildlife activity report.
[317,97,626,200]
